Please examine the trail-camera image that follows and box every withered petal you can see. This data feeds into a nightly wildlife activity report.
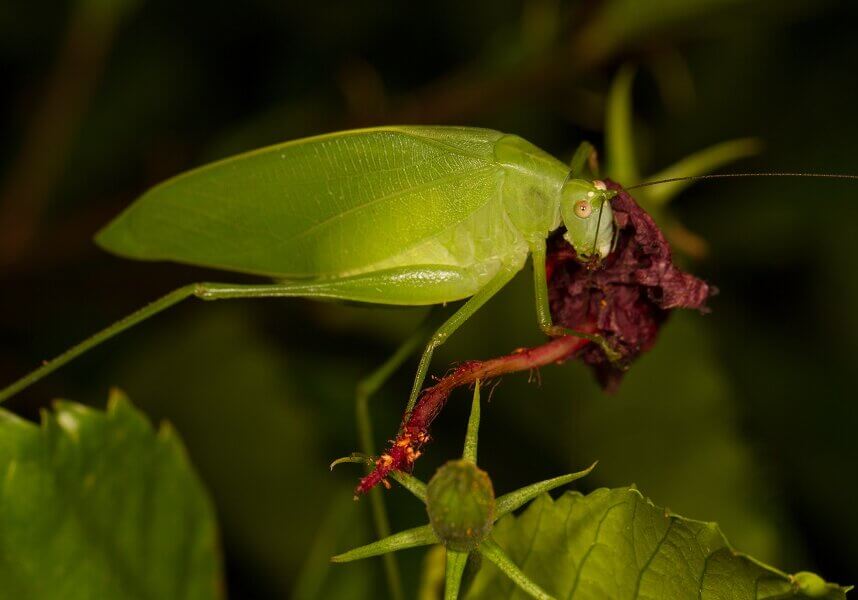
[548,181,712,390]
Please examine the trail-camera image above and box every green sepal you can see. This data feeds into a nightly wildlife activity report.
[462,380,481,463]
[478,538,555,600]
[495,462,596,517]
[330,525,438,563]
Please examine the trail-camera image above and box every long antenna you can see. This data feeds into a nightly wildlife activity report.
[627,172,858,190]
[591,193,607,256]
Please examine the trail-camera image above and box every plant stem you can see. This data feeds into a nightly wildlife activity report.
[356,327,594,495]
[355,323,431,600]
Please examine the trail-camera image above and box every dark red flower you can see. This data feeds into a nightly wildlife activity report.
[548,181,713,391]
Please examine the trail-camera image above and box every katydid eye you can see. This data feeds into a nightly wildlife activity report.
[574,200,592,218]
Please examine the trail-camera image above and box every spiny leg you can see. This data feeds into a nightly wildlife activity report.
[0,265,480,403]
[0,284,199,403]
[1,281,320,402]
[529,240,620,361]
[353,264,520,495]
[404,264,521,416]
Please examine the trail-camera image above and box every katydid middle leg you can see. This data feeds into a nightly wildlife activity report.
[403,263,521,416]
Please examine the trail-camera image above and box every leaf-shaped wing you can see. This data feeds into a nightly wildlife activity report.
[97,126,507,278]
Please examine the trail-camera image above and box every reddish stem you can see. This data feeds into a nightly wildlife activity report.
[355,324,595,495]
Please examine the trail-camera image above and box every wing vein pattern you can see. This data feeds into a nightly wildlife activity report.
[96,126,522,279]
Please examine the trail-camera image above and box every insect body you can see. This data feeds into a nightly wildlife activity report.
[0,126,615,407]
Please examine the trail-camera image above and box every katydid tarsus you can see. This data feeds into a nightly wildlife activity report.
[1,126,855,425]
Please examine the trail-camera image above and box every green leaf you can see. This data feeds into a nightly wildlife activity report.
[575,315,787,562]
[639,137,762,207]
[466,488,849,599]
[583,0,769,53]
[0,390,222,600]
[606,65,640,186]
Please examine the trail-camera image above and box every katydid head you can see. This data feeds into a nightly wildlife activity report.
[560,178,617,262]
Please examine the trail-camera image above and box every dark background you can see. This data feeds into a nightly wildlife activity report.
[1,1,856,597]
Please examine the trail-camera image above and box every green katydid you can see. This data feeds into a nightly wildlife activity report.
[1,125,855,414]
[0,126,618,408]
[2,120,854,600]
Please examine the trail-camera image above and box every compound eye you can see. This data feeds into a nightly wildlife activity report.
[574,200,592,218]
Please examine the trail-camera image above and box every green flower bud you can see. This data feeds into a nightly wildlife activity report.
[793,572,829,597]
[426,459,495,552]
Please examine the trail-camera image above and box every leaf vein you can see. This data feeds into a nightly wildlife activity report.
[567,498,629,600]
[633,516,675,599]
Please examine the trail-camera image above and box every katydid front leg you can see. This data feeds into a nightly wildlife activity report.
[529,240,621,361]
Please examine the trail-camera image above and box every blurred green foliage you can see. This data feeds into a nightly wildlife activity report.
[2,0,857,597]
[0,392,221,599]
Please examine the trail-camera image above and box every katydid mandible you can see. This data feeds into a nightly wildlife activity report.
[0,126,619,405]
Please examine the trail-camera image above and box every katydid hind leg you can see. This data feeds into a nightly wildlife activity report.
[0,266,479,403]
[195,265,483,306]
[0,284,199,403]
